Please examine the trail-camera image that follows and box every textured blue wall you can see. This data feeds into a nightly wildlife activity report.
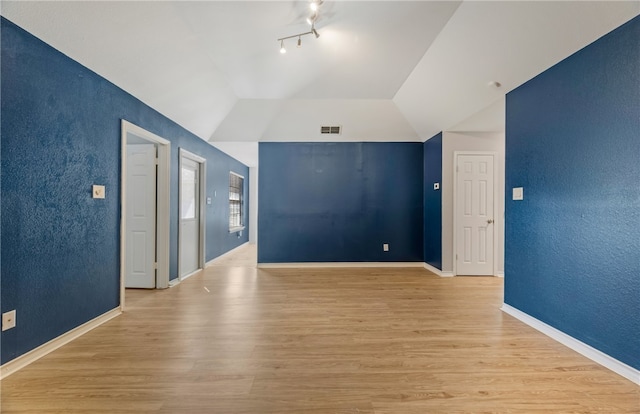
[0,18,248,364]
[505,16,640,370]
[258,142,423,263]
[423,133,442,269]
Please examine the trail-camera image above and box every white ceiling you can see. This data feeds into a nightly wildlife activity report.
[3,1,639,166]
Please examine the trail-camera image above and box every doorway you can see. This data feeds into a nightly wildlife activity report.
[179,149,206,280]
[453,152,497,276]
[120,121,170,308]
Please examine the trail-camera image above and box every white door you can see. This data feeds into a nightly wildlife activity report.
[125,144,157,288]
[455,154,495,275]
[180,158,200,278]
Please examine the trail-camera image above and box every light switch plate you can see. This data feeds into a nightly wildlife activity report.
[383,243,390,252]
[207,197,212,205]
[434,182,440,190]
[2,310,16,331]
[512,187,524,201]
[93,185,106,199]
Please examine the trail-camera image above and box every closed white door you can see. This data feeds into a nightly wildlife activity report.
[455,154,495,275]
[180,158,200,277]
[125,144,157,288]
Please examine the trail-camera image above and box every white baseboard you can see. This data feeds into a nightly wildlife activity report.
[0,308,121,380]
[179,269,201,282]
[257,262,424,269]
[168,278,180,288]
[423,262,454,277]
[501,303,639,385]
[496,271,504,277]
[205,242,249,267]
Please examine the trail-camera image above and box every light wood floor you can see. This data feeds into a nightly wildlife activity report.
[2,249,638,413]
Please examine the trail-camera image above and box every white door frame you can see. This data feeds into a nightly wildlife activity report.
[452,151,498,276]
[178,148,206,281]
[120,120,171,310]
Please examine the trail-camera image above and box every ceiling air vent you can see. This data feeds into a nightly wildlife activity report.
[320,125,341,135]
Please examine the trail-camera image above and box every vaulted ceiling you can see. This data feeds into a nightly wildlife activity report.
[3,1,638,166]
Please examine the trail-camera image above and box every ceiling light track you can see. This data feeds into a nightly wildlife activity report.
[277,1,322,54]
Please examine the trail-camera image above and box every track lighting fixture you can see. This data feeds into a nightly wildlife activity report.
[306,13,317,26]
[277,1,322,54]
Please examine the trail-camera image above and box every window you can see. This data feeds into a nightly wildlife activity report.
[229,172,244,231]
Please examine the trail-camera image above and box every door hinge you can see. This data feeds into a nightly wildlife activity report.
[154,157,159,165]
[153,262,158,270]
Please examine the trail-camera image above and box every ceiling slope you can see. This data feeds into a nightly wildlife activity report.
[394,1,640,141]
[2,1,639,167]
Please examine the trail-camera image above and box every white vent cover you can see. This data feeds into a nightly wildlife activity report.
[320,125,341,135]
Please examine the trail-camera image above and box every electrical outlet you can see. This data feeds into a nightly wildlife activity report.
[2,310,16,331]
[383,243,389,252]
[434,182,440,190]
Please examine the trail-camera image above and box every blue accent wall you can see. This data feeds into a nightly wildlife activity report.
[423,133,442,269]
[258,142,423,263]
[505,16,640,369]
[0,17,248,364]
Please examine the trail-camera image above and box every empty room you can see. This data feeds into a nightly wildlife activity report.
[1,1,638,413]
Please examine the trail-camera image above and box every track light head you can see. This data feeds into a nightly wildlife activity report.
[310,1,319,12]
[312,27,320,39]
[297,37,302,48]
[306,13,317,25]
[280,40,286,54]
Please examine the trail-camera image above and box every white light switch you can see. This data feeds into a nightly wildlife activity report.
[512,187,524,201]
[207,197,212,205]
[434,182,440,190]
[383,243,390,252]
[93,185,105,199]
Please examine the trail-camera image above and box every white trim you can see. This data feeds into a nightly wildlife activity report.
[205,242,249,267]
[496,271,504,277]
[257,262,425,269]
[229,226,245,234]
[180,269,202,282]
[452,151,498,277]
[501,304,640,385]
[121,120,171,306]
[168,278,181,288]
[178,148,207,281]
[0,308,121,380]
[423,262,454,277]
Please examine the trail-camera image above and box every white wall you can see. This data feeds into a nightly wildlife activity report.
[442,131,505,275]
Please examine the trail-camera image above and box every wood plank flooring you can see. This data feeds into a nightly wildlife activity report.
[2,248,638,413]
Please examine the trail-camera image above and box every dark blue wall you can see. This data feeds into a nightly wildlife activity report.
[258,142,423,263]
[505,16,640,370]
[0,18,248,364]
[423,133,442,269]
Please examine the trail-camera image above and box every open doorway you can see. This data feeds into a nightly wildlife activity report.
[120,120,170,309]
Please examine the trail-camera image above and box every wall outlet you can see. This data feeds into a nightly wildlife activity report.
[383,243,389,252]
[434,182,440,190]
[2,310,16,331]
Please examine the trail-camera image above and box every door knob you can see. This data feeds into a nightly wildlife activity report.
[487,219,494,224]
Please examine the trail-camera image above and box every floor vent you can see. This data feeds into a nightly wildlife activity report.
[320,126,341,135]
